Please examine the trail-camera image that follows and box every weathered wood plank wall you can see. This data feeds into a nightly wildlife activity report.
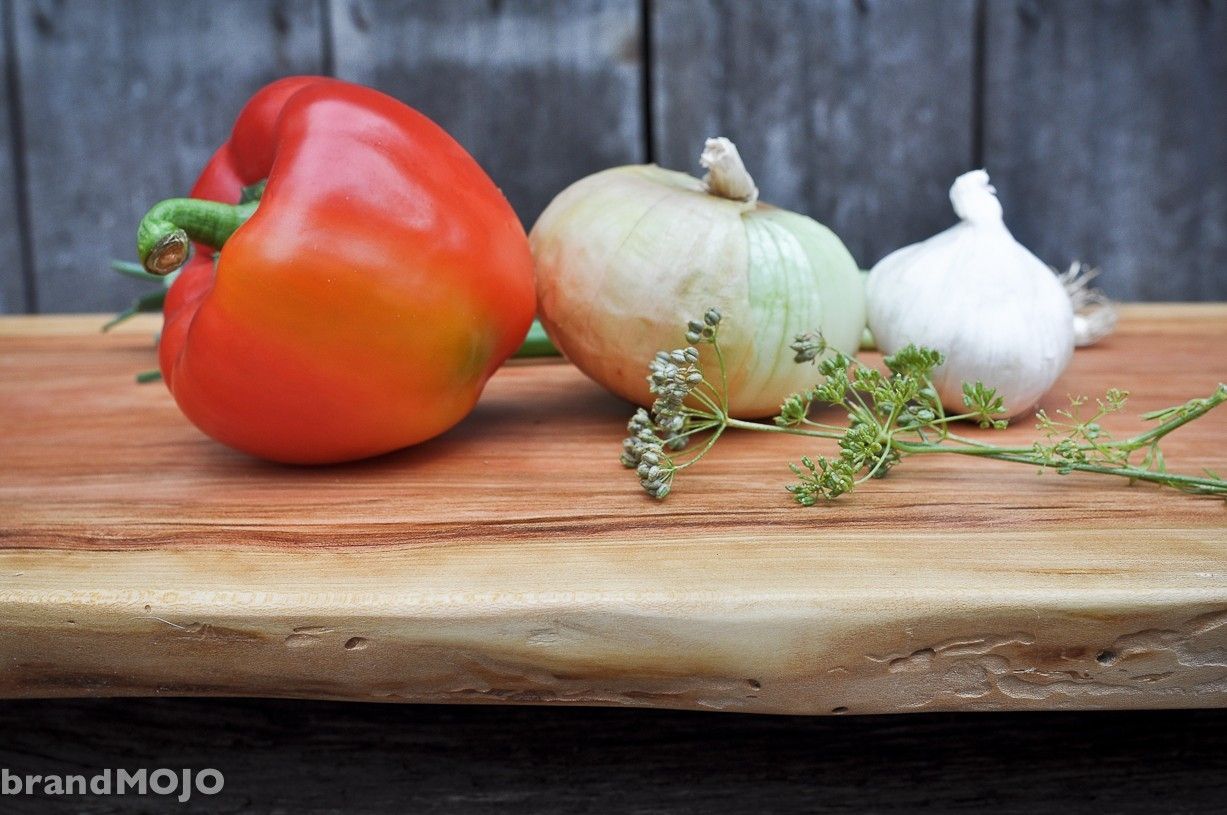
[984,0,1227,301]
[6,0,324,313]
[330,0,644,225]
[652,0,976,270]
[0,0,1224,312]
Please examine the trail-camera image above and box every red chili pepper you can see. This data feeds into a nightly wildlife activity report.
[135,77,535,464]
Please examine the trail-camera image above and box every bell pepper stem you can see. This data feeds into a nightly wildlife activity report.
[137,198,259,275]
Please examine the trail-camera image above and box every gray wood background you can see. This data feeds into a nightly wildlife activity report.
[1,0,1224,313]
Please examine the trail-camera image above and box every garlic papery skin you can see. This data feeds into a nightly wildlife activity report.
[530,138,866,417]
[867,170,1074,418]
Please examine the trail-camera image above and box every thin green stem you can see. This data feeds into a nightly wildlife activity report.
[1124,386,1227,449]
[712,332,730,414]
[855,404,901,483]
[932,387,948,425]
[856,445,894,484]
[725,417,843,440]
[801,417,851,433]
[938,431,1036,454]
[848,386,874,419]
[891,440,1225,493]
[930,412,979,426]
[674,419,722,439]
[672,425,726,471]
[689,386,724,417]
[695,378,726,406]
[102,289,166,332]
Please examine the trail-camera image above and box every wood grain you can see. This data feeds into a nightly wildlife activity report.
[651,0,977,270]
[0,0,27,313]
[330,0,645,226]
[9,0,324,313]
[984,0,1227,301]
[1,306,1226,714]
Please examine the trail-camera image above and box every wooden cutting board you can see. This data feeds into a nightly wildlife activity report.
[2,306,1225,715]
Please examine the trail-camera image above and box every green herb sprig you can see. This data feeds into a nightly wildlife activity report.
[620,310,1227,503]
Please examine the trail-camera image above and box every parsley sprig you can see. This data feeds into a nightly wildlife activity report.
[620,310,1227,503]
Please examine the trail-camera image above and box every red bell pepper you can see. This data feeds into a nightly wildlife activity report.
[135,77,535,464]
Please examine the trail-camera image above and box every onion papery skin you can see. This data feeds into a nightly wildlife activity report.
[531,164,866,418]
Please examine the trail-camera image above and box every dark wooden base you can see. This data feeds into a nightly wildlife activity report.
[1,699,1224,813]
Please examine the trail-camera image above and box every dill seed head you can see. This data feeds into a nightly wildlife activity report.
[647,345,706,424]
[790,332,826,363]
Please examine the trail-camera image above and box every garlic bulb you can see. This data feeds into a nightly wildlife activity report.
[867,170,1074,417]
[531,138,866,417]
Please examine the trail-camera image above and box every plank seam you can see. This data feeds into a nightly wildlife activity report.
[318,0,335,77]
[971,0,987,168]
[2,0,36,313]
[640,0,655,163]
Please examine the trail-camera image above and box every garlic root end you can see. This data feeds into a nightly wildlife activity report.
[1060,262,1118,347]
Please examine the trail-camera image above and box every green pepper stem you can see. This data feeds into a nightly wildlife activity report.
[239,179,267,204]
[137,198,259,275]
[512,319,560,358]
